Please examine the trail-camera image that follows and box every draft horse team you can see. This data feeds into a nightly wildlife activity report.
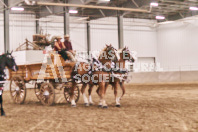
[0,44,135,116]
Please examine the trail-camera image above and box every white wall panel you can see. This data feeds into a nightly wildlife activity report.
[90,17,118,51]
[70,23,87,51]
[157,19,198,71]
[123,18,157,57]
[9,14,35,51]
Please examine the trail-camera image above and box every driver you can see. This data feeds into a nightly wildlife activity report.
[64,34,76,61]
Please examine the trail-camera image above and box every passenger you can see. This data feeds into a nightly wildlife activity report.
[64,34,76,61]
[54,36,68,61]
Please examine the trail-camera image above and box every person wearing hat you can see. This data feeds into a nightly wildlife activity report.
[54,36,68,61]
[54,36,66,51]
[64,34,76,61]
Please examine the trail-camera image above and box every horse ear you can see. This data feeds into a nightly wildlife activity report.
[11,50,13,54]
[7,50,8,54]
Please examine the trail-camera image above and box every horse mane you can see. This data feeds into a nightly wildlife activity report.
[98,46,107,58]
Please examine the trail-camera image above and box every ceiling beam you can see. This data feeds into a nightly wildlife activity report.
[36,2,149,13]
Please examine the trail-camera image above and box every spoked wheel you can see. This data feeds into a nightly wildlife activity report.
[39,82,55,106]
[10,75,26,104]
[34,83,42,101]
[64,83,80,103]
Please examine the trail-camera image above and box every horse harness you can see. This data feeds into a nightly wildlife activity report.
[72,57,129,81]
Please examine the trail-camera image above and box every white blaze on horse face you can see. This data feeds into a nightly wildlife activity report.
[83,93,88,104]
[115,51,120,61]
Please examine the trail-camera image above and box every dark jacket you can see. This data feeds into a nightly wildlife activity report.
[64,40,73,51]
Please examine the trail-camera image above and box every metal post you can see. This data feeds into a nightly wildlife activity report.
[4,0,9,52]
[86,21,91,54]
[36,14,40,34]
[63,0,69,35]
[117,15,124,49]
[36,20,39,34]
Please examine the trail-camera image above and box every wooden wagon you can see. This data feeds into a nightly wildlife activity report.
[8,53,80,106]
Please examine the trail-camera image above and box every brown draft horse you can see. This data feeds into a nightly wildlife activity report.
[88,47,135,107]
[111,47,135,107]
[70,44,118,108]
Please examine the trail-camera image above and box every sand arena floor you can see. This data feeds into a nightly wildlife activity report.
[0,84,198,132]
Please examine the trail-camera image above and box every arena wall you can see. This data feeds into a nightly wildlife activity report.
[157,18,198,71]
[128,71,198,84]
[0,14,198,73]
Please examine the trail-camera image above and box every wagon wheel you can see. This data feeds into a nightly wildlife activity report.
[10,75,26,104]
[64,84,80,103]
[34,83,42,101]
[39,82,55,106]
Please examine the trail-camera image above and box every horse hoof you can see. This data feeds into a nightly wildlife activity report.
[116,104,121,107]
[98,105,102,108]
[84,103,89,107]
[102,106,108,109]
[71,105,76,107]
[1,113,5,116]
[89,103,94,106]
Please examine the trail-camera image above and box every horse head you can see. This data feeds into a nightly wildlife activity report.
[4,51,18,72]
[121,47,136,63]
[99,44,118,61]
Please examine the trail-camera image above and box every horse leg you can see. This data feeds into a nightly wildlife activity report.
[114,82,121,107]
[120,81,125,100]
[0,93,5,116]
[88,84,94,105]
[99,82,108,108]
[81,83,89,106]
[95,86,102,107]
[70,82,77,107]
[104,83,109,94]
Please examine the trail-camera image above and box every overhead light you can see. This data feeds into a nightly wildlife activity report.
[189,7,198,11]
[11,7,24,11]
[69,10,78,14]
[150,2,158,7]
[156,16,165,20]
